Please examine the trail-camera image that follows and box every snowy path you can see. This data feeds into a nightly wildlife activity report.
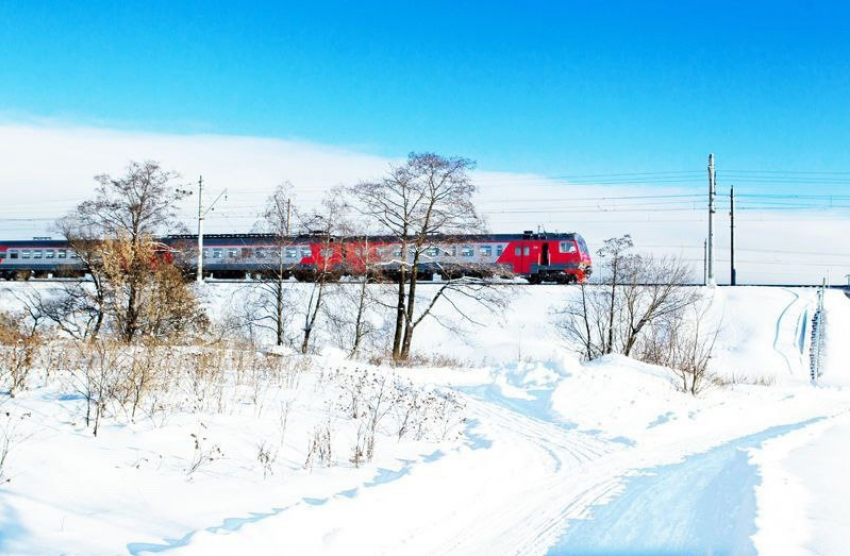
[548,419,823,555]
[152,393,619,555]
[144,379,846,556]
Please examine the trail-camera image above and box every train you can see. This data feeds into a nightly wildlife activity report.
[0,231,593,283]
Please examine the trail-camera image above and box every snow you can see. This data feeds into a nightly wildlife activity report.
[820,289,850,386]
[752,408,850,556]
[1,282,850,554]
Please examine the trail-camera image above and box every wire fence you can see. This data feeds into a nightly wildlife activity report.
[810,280,827,384]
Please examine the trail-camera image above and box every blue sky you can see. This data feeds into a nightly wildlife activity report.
[2,0,849,179]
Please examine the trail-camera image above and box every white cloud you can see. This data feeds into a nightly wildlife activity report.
[0,121,847,285]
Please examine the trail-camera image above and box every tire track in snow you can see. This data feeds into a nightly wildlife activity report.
[429,395,622,555]
[773,288,810,377]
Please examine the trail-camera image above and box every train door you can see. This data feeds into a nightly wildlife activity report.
[523,242,532,274]
[541,243,550,266]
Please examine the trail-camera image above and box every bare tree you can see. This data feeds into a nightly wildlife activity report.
[552,235,635,359]
[351,152,486,360]
[311,214,392,358]
[249,183,297,346]
[640,300,720,395]
[13,283,101,340]
[340,236,388,358]
[598,235,634,355]
[313,189,392,358]
[620,255,698,356]
[298,192,349,354]
[244,184,354,352]
[58,161,195,342]
[553,235,701,365]
[55,217,109,338]
[551,281,609,360]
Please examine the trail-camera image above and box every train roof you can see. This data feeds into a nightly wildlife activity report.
[0,231,585,248]
[164,232,582,245]
[0,239,73,248]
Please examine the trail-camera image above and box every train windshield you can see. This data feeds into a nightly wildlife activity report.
[559,241,577,254]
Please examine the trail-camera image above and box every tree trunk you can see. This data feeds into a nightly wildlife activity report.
[605,259,618,354]
[400,251,420,359]
[301,279,326,354]
[92,284,105,340]
[349,277,368,358]
[623,317,650,357]
[580,283,593,359]
[276,280,285,346]
[392,264,406,359]
[126,279,138,343]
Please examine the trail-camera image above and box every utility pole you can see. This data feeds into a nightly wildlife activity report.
[196,176,204,284]
[707,154,716,286]
[730,186,736,286]
[703,238,707,286]
[195,177,227,285]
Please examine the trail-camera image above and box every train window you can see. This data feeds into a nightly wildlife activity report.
[70,251,79,258]
[255,248,266,259]
[300,248,311,258]
[579,237,589,254]
[559,241,577,254]
[213,249,222,258]
[0,251,5,259]
[9,250,18,259]
[480,245,492,257]
[496,245,504,256]
[22,250,31,259]
[515,246,521,256]
[523,247,530,256]
[461,245,474,257]
[285,249,298,259]
[228,249,238,258]
[45,250,55,259]
[33,250,43,259]
[427,247,440,257]
[58,249,67,258]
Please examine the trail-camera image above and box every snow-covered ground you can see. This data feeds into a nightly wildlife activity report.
[1,283,850,554]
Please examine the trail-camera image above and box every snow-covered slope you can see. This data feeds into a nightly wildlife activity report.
[196,282,820,383]
[0,283,848,555]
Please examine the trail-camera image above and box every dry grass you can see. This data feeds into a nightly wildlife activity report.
[367,351,471,369]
